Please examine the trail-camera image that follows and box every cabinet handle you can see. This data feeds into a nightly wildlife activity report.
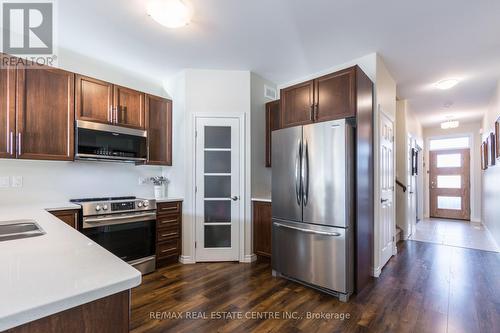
[160,218,178,224]
[161,232,178,237]
[160,206,178,211]
[161,248,177,253]
[314,103,319,120]
[17,133,21,156]
[310,104,314,121]
[9,131,13,155]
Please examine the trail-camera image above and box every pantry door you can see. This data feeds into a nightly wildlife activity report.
[429,149,470,220]
[195,117,242,261]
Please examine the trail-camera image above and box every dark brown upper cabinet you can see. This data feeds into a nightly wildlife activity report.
[16,65,75,160]
[114,85,145,129]
[75,75,113,124]
[146,94,172,166]
[314,67,356,122]
[0,54,16,158]
[280,80,314,128]
[265,100,280,167]
[280,66,359,128]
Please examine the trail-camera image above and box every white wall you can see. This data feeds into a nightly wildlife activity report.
[481,79,500,246]
[422,122,482,222]
[0,51,169,205]
[0,160,163,204]
[395,100,423,238]
[250,73,276,199]
[164,69,253,264]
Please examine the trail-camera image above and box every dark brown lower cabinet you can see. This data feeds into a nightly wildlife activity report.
[6,291,130,333]
[48,209,79,228]
[253,201,272,258]
[156,201,182,268]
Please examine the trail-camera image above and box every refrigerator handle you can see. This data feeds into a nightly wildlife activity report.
[294,139,302,206]
[302,140,309,206]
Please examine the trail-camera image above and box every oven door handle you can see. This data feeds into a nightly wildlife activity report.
[83,212,156,227]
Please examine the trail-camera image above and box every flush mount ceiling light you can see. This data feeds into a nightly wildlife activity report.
[441,120,459,129]
[435,78,460,90]
[146,0,193,29]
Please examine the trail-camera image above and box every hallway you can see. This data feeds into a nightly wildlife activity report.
[409,218,499,252]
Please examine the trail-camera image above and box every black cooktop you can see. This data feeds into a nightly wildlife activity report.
[70,196,136,203]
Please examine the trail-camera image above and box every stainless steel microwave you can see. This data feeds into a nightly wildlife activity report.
[75,120,147,163]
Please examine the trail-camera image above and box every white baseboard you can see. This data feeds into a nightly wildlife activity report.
[372,266,381,278]
[240,254,257,263]
[482,222,500,252]
[179,255,196,264]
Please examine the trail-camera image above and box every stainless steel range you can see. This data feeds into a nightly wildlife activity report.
[70,196,157,275]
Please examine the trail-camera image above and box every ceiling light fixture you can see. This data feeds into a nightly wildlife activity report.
[435,78,460,90]
[441,120,459,129]
[146,0,193,29]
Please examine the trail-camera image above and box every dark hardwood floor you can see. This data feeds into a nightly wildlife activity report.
[131,241,500,333]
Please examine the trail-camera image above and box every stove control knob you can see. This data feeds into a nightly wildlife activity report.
[95,205,101,211]
[143,200,149,207]
[137,202,143,208]
[102,204,108,210]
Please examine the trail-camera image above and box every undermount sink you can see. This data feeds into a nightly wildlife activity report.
[0,219,45,242]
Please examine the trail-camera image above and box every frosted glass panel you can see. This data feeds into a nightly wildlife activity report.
[437,175,461,189]
[205,225,231,247]
[204,176,231,198]
[437,196,462,210]
[205,126,231,149]
[205,151,231,173]
[204,201,231,223]
[430,137,469,150]
[437,154,461,168]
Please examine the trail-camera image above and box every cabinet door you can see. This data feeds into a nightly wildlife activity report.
[146,94,172,165]
[75,75,113,124]
[253,201,272,257]
[314,67,356,122]
[114,85,145,129]
[265,100,280,167]
[49,209,79,228]
[0,54,16,158]
[16,65,74,160]
[280,80,314,128]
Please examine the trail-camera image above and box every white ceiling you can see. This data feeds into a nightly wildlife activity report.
[58,0,500,127]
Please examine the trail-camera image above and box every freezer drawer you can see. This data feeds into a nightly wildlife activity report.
[272,219,352,294]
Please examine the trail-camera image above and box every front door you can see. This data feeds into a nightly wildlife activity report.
[430,149,470,220]
[379,112,395,268]
[195,117,241,261]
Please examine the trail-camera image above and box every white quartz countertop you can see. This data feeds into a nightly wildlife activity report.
[152,197,184,203]
[251,197,272,203]
[0,203,142,331]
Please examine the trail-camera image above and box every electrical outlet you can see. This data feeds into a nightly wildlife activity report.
[11,176,23,188]
[0,176,9,188]
[138,177,149,185]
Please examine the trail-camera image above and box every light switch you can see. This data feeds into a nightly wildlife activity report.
[11,176,23,188]
[0,176,9,188]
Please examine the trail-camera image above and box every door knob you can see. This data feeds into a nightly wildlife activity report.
[231,196,239,201]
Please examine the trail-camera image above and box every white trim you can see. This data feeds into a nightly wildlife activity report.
[372,266,382,278]
[239,254,257,263]
[424,131,478,221]
[179,255,196,264]
[192,113,246,263]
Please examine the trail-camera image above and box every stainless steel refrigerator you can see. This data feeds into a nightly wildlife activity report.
[271,118,354,302]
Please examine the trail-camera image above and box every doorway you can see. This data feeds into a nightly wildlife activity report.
[429,148,471,220]
[194,116,243,261]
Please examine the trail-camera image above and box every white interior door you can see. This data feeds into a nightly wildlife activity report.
[379,112,395,268]
[407,137,417,236]
[195,117,241,261]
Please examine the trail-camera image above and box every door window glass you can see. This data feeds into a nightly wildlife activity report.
[437,175,461,189]
[430,137,469,150]
[437,196,462,210]
[437,154,461,168]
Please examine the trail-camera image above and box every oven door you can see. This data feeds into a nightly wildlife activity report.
[82,212,156,263]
